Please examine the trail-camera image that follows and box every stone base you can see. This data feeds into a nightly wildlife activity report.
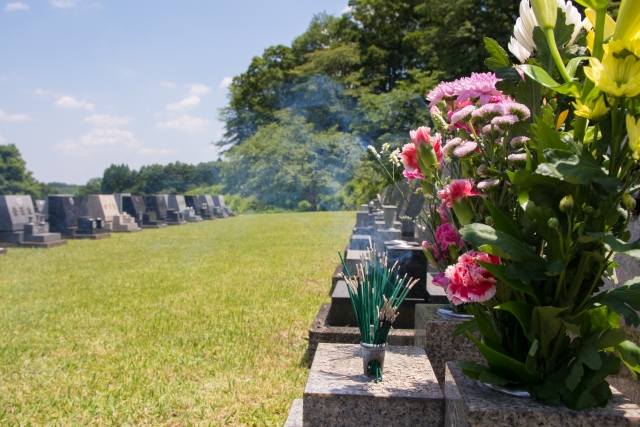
[20,240,68,248]
[284,399,302,427]
[415,304,483,386]
[308,304,414,365]
[444,362,640,426]
[142,223,167,229]
[70,233,111,240]
[166,221,188,226]
[304,343,444,427]
[111,226,142,233]
[0,247,6,255]
[330,264,343,296]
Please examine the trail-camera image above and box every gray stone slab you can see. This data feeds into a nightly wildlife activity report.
[0,195,36,232]
[47,195,81,235]
[284,399,303,427]
[415,304,483,387]
[445,362,640,426]
[0,247,6,256]
[386,245,428,300]
[344,250,368,277]
[308,304,414,366]
[113,193,130,213]
[304,343,444,427]
[349,234,372,251]
[85,195,120,222]
[167,195,188,212]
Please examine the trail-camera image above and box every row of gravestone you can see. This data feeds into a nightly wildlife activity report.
[0,193,236,249]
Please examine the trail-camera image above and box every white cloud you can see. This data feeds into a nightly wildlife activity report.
[54,128,139,154]
[0,134,6,143]
[55,96,95,111]
[50,0,80,8]
[187,84,211,95]
[0,109,31,122]
[160,81,176,89]
[5,2,29,11]
[219,77,233,89]
[166,96,200,112]
[156,115,210,134]
[137,147,179,155]
[83,114,132,127]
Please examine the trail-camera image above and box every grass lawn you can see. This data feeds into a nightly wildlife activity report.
[0,212,354,426]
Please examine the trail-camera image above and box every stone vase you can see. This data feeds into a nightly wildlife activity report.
[382,205,397,229]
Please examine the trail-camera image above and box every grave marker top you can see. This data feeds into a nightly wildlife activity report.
[86,195,120,222]
[199,195,215,213]
[122,195,145,218]
[0,195,35,231]
[48,195,81,232]
[211,195,226,208]
[168,195,187,212]
[144,195,168,218]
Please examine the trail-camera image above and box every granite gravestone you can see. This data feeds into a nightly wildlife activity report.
[0,195,67,247]
[114,193,131,213]
[167,195,187,213]
[48,195,81,235]
[85,195,120,223]
[122,195,146,226]
[142,195,170,227]
[210,195,228,218]
[199,195,215,216]
[185,195,213,220]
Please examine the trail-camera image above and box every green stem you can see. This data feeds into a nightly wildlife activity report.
[544,28,572,84]
[574,8,607,143]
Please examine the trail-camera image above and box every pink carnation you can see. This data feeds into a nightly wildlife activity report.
[399,143,419,171]
[437,179,483,208]
[435,223,463,247]
[403,169,424,180]
[410,126,444,164]
[444,251,501,305]
[454,72,503,105]
[432,272,451,291]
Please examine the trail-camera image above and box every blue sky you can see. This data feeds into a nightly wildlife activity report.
[0,0,350,184]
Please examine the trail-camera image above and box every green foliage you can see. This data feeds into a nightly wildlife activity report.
[222,112,363,211]
[47,182,80,195]
[77,178,103,196]
[0,144,49,199]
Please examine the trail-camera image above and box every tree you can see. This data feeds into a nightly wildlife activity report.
[0,144,48,199]
[223,112,363,211]
[77,178,103,196]
[101,164,137,194]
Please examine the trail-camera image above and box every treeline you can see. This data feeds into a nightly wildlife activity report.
[218,0,523,209]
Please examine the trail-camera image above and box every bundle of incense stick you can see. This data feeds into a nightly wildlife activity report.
[339,242,418,381]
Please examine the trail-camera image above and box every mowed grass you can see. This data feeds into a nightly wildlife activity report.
[0,212,354,426]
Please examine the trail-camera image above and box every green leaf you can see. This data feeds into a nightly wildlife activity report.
[589,277,640,327]
[482,199,520,240]
[588,233,640,260]
[478,371,511,386]
[457,361,488,380]
[566,56,589,79]
[495,302,535,337]
[526,339,539,374]
[566,362,584,391]
[484,37,511,71]
[467,331,539,383]
[595,329,627,350]
[478,261,541,302]
[451,317,478,337]
[532,306,566,363]
[468,304,506,354]
[617,340,640,378]
[534,120,570,153]
[536,149,621,193]
[515,65,582,97]
[460,224,546,268]
[578,341,602,370]
[580,305,622,338]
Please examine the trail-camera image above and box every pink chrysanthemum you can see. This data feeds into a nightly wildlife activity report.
[477,178,500,189]
[491,114,519,131]
[482,124,504,135]
[454,72,503,105]
[450,105,477,125]
[427,81,458,107]
[442,137,462,156]
[477,164,487,176]
[510,136,530,147]
[471,103,504,124]
[445,251,501,305]
[437,179,483,208]
[508,153,527,162]
[453,140,478,158]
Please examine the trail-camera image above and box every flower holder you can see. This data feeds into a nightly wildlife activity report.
[360,342,386,378]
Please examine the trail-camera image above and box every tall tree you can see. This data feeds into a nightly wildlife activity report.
[0,144,48,199]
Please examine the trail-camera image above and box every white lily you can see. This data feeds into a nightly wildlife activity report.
[508,0,585,63]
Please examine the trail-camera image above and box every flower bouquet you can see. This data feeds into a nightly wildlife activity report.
[374,0,640,410]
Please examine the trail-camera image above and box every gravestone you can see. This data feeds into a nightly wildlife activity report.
[186,195,214,220]
[167,195,187,213]
[209,195,228,218]
[34,200,45,214]
[0,195,67,247]
[143,195,170,228]
[199,195,216,216]
[85,195,120,223]
[48,195,81,235]
[122,195,146,226]
[400,193,425,238]
[0,247,5,256]
[114,193,131,213]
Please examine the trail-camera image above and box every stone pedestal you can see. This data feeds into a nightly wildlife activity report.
[415,304,483,386]
[344,249,369,277]
[0,247,6,256]
[444,362,640,426]
[382,205,397,228]
[349,234,372,251]
[308,304,414,365]
[303,344,444,427]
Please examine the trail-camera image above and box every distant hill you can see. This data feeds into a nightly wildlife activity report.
[47,182,81,195]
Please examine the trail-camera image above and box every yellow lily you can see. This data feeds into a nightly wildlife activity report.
[584,41,640,97]
[614,0,640,43]
[626,115,640,160]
